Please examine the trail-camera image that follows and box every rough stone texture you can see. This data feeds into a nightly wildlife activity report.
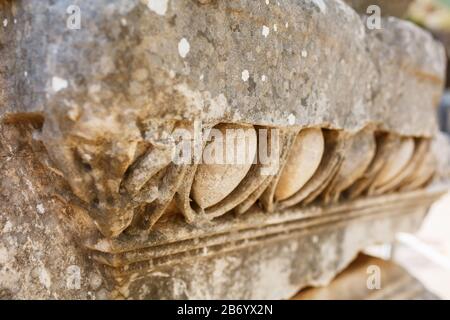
[88,190,440,299]
[0,122,107,299]
[0,0,445,134]
[0,0,448,299]
[0,121,444,299]
[0,0,446,236]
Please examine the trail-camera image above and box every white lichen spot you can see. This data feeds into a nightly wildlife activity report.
[2,19,7,27]
[52,76,68,92]
[150,272,170,278]
[199,74,204,81]
[120,18,127,26]
[241,70,250,82]
[36,203,45,214]
[147,0,168,16]
[288,113,296,125]
[13,19,17,24]
[301,49,308,58]
[285,22,289,28]
[273,24,277,32]
[265,0,269,5]
[261,75,267,82]
[178,38,190,58]
[262,25,270,38]
[24,71,28,77]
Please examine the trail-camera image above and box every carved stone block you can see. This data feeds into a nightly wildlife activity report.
[0,0,448,299]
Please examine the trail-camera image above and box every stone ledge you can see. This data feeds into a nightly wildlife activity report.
[105,197,432,299]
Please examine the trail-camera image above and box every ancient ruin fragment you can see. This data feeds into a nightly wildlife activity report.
[0,0,449,299]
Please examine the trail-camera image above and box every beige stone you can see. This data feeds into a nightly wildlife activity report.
[375,139,430,194]
[323,129,376,203]
[401,152,437,191]
[275,128,324,201]
[372,137,415,189]
[191,123,257,209]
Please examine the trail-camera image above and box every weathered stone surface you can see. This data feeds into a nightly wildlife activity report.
[0,121,444,299]
[0,0,445,134]
[0,0,448,300]
[88,190,439,299]
[0,0,445,236]
[0,122,107,299]
[364,17,445,136]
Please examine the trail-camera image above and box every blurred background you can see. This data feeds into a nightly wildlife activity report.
[369,0,450,300]
[409,0,450,31]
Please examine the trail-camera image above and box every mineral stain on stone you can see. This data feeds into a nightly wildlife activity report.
[241,70,250,82]
[262,25,270,38]
[178,38,190,58]
[51,77,68,92]
[147,0,168,16]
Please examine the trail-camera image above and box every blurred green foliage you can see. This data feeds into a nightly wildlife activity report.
[409,0,450,31]
[438,0,450,8]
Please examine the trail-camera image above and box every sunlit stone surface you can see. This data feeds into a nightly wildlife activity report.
[0,0,448,299]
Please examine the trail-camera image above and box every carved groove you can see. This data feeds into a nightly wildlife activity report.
[88,189,442,276]
[36,120,437,239]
